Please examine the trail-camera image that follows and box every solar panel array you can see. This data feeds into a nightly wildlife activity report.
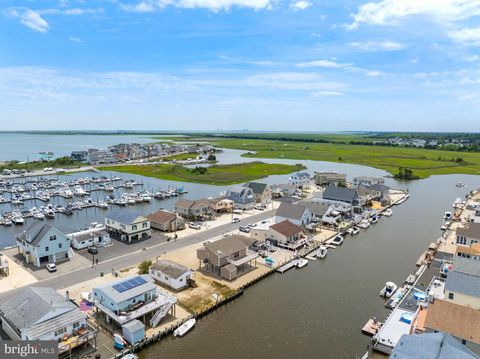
[112,276,148,293]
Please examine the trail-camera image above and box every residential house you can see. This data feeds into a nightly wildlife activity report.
[244,182,273,203]
[353,176,385,188]
[197,235,258,280]
[368,183,391,205]
[445,257,480,310]
[314,172,347,187]
[456,223,480,246]
[68,226,111,250]
[298,200,331,223]
[70,151,88,162]
[270,183,297,198]
[147,210,185,232]
[424,299,480,354]
[93,274,177,327]
[390,332,480,359]
[269,220,307,250]
[105,211,151,243]
[456,243,480,260]
[149,259,193,291]
[208,197,234,213]
[275,202,311,226]
[174,198,215,220]
[289,172,311,189]
[16,223,72,267]
[322,186,360,206]
[224,186,255,210]
[355,187,377,206]
[0,287,96,355]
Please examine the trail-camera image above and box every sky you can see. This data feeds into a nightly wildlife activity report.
[1,0,480,132]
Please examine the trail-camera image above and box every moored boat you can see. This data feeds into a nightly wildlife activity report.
[296,258,308,268]
[317,245,328,259]
[379,281,397,298]
[174,318,196,337]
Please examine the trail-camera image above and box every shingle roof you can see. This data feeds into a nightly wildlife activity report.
[244,182,269,194]
[174,199,196,209]
[147,210,177,224]
[151,259,191,279]
[0,287,77,331]
[16,223,56,246]
[275,202,308,220]
[322,186,357,203]
[456,223,480,239]
[122,319,145,332]
[453,256,480,277]
[294,172,310,178]
[390,332,480,359]
[270,220,303,237]
[94,274,156,304]
[445,271,480,298]
[107,211,145,225]
[368,183,391,192]
[204,235,254,258]
[298,201,331,216]
[425,300,480,344]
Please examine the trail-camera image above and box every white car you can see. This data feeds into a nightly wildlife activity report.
[189,222,201,230]
[231,217,240,224]
[46,263,57,272]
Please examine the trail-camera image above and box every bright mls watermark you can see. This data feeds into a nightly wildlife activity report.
[1,341,58,359]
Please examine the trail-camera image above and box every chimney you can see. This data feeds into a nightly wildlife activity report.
[65,290,70,301]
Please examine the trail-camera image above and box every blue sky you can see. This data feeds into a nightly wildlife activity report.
[1,0,480,131]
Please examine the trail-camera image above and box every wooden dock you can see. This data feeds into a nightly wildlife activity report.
[276,260,299,273]
[362,318,382,336]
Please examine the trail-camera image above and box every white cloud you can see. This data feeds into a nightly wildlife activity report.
[350,0,480,29]
[69,36,82,43]
[122,0,272,12]
[296,59,353,68]
[349,40,406,51]
[312,91,344,96]
[465,54,480,62]
[449,27,480,46]
[19,10,49,33]
[290,1,311,10]
[366,70,385,77]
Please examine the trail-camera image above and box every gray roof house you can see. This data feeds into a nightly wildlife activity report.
[445,256,480,310]
[297,200,331,222]
[105,211,151,243]
[174,198,215,220]
[322,186,359,205]
[0,287,96,354]
[149,259,193,291]
[244,182,273,203]
[456,223,480,246]
[314,172,347,187]
[225,186,255,210]
[16,223,72,267]
[369,183,391,204]
[390,332,480,359]
[275,202,311,226]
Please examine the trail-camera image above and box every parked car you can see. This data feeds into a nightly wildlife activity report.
[46,263,57,272]
[88,246,98,255]
[247,223,257,228]
[254,204,266,210]
[231,217,240,224]
[239,226,250,233]
[189,222,202,230]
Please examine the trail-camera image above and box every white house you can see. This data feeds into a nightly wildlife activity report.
[353,176,385,188]
[105,211,151,243]
[68,225,111,250]
[289,172,311,189]
[456,223,480,247]
[149,259,193,291]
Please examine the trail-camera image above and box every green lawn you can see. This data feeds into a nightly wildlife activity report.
[99,161,306,185]
[207,138,480,179]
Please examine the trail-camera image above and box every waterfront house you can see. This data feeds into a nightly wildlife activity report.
[368,183,391,205]
[268,220,306,250]
[149,259,193,291]
[322,186,360,206]
[208,197,234,213]
[197,235,258,280]
[270,183,297,198]
[0,253,8,276]
[289,172,311,189]
[70,150,88,162]
[174,198,215,220]
[297,200,331,223]
[275,202,312,226]
[16,223,72,267]
[0,287,96,355]
[444,257,480,310]
[244,182,273,203]
[355,187,377,206]
[424,299,480,354]
[105,211,151,243]
[390,332,480,359]
[93,274,177,327]
[353,176,385,188]
[456,223,480,246]
[314,172,347,187]
[224,185,255,210]
[456,243,480,260]
[68,226,111,250]
[147,210,185,232]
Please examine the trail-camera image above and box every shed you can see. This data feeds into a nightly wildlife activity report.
[122,319,145,344]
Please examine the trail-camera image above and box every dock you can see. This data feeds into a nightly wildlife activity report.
[362,318,382,336]
[276,259,300,273]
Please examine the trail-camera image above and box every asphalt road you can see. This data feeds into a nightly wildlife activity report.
[0,209,275,301]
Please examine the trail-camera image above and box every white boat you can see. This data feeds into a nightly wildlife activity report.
[104,185,115,192]
[98,201,109,209]
[379,281,398,298]
[358,219,370,229]
[296,258,308,268]
[456,182,465,187]
[444,211,452,220]
[332,234,344,245]
[370,215,379,224]
[12,215,25,225]
[174,318,196,337]
[74,186,88,196]
[317,246,328,259]
[62,189,73,198]
[34,211,45,220]
[347,227,360,235]
[383,208,393,217]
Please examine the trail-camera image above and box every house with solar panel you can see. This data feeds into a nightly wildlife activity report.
[105,211,151,243]
[92,274,177,329]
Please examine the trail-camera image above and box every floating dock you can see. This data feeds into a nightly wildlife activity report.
[276,259,300,273]
[362,318,382,336]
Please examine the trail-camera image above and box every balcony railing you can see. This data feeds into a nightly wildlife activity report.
[58,324,97,353]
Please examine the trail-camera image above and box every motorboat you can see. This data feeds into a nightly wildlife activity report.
[3,218,13,226]
[113,334,127,349]
[370,215,379,224]
[347,227,360,236]
[98,201,108,209]
[104,185,115,192]
[174,318,196,337]
[12,214,25,225]
[45,210,55,219]
[383,208,393,217]
[379,281,398,298]
[296,258,308,268]
[74,186,88,196]
[34,211,45,220]
[332,234,344,245]
[456,182,465,187]
[358,220,370,229]
[444,211,452,220]
[317,245,328,259]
